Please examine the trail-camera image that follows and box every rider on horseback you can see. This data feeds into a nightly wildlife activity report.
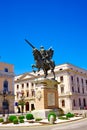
[25,39,55,79]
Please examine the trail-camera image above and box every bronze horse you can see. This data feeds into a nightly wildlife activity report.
[32,48,55,78]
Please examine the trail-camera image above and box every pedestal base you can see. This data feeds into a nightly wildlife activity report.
[32,108,59,119]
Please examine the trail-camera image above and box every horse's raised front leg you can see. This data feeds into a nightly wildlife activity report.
[51,69,55,79]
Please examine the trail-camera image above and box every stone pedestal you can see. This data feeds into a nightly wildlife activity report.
[32,78,59,118]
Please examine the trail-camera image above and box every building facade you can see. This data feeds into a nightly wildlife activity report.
[14,63,87,113]
[0,62,15,114]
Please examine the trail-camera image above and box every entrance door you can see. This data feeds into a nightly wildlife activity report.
[83,98,86,107]
[31,104,35,110]
[26,102,29,111]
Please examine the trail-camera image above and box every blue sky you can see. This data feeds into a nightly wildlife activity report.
[0,0,87,75]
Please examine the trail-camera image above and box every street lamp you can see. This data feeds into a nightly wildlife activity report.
[0,90,13,117]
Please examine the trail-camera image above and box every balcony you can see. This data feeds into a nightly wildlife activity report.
[0,70,14,77]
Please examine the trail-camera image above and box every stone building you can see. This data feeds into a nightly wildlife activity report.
[0,62,15,114]
[14,63,87,113]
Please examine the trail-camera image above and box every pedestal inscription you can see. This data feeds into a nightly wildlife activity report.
[48,93,55,106]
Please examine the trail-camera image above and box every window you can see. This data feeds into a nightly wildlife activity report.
[85,80,87,90]
[31,104,35,110]
[61,87,64,93]
[26,91,29,97]
[81,78,83,84]
[85,80,87,85]
[22,84,24,89]
[31,83,34,86]
[83,98,86,107]
[3,80,8,92]
[26,83,29,88]
[72,86,74,92]
[73,99,76,106]
[78,87,80,93]
[4,68,8,72]
[79,98,81,106]
[59,68,63,71]
[77,77,79,84]
[31,89,35,96]
[62,100,65,107]
[60,76,63,82]
[17,85,19,89]
[71,76,73,83]
[82,88,84,94]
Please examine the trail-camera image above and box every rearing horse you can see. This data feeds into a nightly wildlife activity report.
[32,48,55,79]
[25,39,55,79]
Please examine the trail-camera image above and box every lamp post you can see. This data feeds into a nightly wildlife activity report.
[0,90,13,117]
[18,91,25,115]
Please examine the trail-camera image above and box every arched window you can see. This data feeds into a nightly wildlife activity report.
[3,80,8,92]
[4,68,8,72]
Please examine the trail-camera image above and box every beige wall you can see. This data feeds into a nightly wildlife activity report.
[0,62,14,114]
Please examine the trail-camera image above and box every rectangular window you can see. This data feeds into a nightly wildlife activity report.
[17,85,19,89]
[72,86,74,92]
[79,98,81,106]
[22,84,24,89]
[77,77,79,84]
[61,87,64,93]
[26,83,29,88]
[85,80,87,90]
[31,83,34,86]
[26,91,29,97]
[31,89,35,96]
[78,87,80,93]
[73,99,76,106]
[62,100,65,107]
[81,78,83,84]
[71,76,73,82]
[82,88,84,94]
[60,76,63,82]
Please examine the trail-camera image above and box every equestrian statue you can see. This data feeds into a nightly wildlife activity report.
[25,39,55,79]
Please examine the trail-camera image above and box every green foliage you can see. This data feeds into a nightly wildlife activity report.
[18,99,25,106]
[8,115,17,122]
[35,118,42,121]
[0,118,4,122]
[48,112,56,121]
[26,113,34,120]
[13,118,19,124]
[66,112,74,118]
[18,115,25,120]
[19,119,24,123]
